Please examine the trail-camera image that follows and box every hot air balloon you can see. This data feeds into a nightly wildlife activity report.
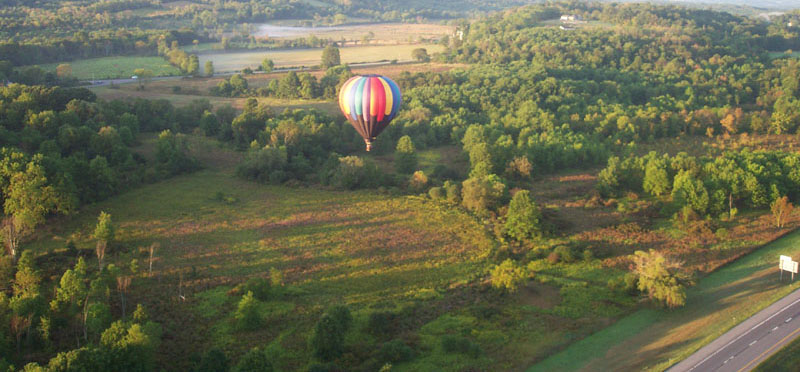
[338,74,402,151]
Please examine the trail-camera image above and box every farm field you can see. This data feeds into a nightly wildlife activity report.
[530,228,800,372]
[198,44,445,72]
[252,22,453,43]
[34,56,182,79]
[89,62,463,113]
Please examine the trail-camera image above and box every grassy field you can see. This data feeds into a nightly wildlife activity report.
[529,228,800,372]
[27,135,504,370]
[34,56,181,79]
[198,44,445,72]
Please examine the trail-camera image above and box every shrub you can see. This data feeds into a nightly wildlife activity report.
[408,171,428,192]
[366,311,397,338]
[489,259,527,293]
[235,291,262,330]
[461,175,507,213]
[311,306,352,361]
[377,339,415,364]
[547,251,560,264]
[394,136,418,174]
[239,277,271,301]
[233,347,273,372]
[553,246,574,263]
[503,190,541,241]
[197,348,230,372]
[428,186,444,200]
[440,335,481,358]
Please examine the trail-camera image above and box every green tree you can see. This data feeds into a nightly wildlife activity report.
[197,348,229,372]
[411,48,430,62]
[771,196,794,228]
[321,45,341,69]
[489,259,527,293]
[643,158,670,196]
[394,135,417,173]
[261,58,274,73]
[234,347,273,372]
[633,249,691,308]
[132,68,153,89]
[461,175,506,213]
[3,156,71,261]
[671,170,709,214]
[94,211,114,270]
[310,306,352,361]
[204,61,214,77]
[235,291,261,330]
[503,190,541,241]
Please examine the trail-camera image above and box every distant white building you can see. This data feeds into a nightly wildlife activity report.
[560,14,583,22]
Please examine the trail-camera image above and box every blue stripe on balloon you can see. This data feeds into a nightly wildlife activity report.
[386,77,402,121]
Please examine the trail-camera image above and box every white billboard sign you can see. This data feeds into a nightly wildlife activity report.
[780,256,798,274]
[780,255,799,281]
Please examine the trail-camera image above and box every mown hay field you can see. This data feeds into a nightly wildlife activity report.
[198,44,445,72]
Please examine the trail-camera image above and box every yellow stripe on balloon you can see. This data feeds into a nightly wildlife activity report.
[378,77,393,116]
[339,78,358,115]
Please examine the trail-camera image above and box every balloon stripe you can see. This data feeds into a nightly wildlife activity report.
[378,77,393,116]
[387,77,401,120]
[353,77,365,116]
[339,77,358,115]
[370,77,381,120]
[349,78,360,122]
[362,76,371,124]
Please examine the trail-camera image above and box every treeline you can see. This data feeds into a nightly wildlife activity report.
[210,65,352,100]
[597,150,800,219]
[0,84,197,211]
[0,29,209,67]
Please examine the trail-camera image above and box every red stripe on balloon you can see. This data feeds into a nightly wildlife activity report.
[371,77,385,121]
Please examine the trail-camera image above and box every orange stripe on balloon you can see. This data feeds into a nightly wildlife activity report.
[374,78,386,122]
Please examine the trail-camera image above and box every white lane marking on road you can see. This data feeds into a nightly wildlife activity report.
[685,296,800,372]
[786,317,792,323]
[773,326,780,331]
[749,340,757,346]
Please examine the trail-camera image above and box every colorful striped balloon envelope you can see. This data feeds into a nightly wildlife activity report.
[338,74,402,151]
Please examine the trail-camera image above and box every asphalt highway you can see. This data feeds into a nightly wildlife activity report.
[669,286,800,372]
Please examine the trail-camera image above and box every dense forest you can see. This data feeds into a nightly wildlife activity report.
[2,1,800,371]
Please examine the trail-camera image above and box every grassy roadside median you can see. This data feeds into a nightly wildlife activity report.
[529,228,800,372]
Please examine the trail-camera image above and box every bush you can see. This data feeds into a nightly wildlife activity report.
[366,311,397,338]
[377,339,415,364]
[440,335,481,358]
[197,348,230,372]
[311,306,352,361]
[239,277,271,301]
[408,171,428,192]
[546,251,560,264]
[489,259,527,293]
[503,190,542,241]
[237,146,289,184]
[394,136,417,174]
[428,186,444,200]
[322,156,383,190]
[235,291,262,330]
[553,245,574,263]
[233,347,273,372]
[461,175,507,213]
